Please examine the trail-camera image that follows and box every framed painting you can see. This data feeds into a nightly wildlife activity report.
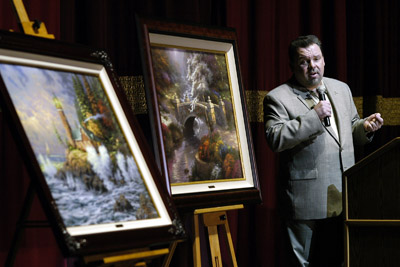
[137,17,261,210]
[0,30,184,256]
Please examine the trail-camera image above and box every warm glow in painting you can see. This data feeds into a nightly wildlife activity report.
[150,46,244,184]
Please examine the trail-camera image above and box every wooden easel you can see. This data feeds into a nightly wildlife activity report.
[10,0,55,39]
[193,204,243,267]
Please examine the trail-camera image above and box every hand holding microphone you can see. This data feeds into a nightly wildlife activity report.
[315,88,331,126]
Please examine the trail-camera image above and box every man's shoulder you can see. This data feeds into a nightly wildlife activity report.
[268,82,294,97]
[323,77,348,88]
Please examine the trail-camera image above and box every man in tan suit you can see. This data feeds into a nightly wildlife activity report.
[263,35,383,266]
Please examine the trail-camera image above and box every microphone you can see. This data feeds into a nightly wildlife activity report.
[316,88,331,126]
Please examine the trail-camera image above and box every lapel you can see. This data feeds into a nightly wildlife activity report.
[292,87,313,109]
[323,79,342,145]
[290,78,342,145]
[289,78,316,109]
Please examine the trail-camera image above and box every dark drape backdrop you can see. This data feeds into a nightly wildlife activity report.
[1,0,399,266]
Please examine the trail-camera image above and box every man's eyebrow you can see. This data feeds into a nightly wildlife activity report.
[297,55,309,60]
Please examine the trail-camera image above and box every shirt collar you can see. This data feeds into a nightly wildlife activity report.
[289,76,326,97]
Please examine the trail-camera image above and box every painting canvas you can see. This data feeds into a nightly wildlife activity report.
[0,31,183,255]
[151,45,244,184]
[138,18,261,209]
[0,64,164,233]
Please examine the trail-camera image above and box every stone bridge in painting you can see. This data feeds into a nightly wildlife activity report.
[171,95,228,136]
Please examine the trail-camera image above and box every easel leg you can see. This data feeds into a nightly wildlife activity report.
[344,223,350,267]
[193,213,202,267]
[162,240,179,267]
[223,217,238,266]
[207,224,223,267]
[5,182,36,267]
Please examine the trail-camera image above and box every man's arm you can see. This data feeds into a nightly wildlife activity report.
[263,93,325,152]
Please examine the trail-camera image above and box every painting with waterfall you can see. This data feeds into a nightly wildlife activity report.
[150,45,245,186]
[137,19,261,209]
[0,64,160,231]
[139,18,261,209]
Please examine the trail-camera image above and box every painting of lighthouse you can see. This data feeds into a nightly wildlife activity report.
[0,63,163,235]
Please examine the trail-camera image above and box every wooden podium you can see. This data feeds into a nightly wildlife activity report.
[343,137,400,267]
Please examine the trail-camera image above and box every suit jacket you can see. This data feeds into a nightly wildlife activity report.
[263,77,371,220]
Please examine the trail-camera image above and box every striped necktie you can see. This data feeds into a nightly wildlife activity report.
[305,91,318,109]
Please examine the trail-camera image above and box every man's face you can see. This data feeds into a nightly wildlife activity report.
[292,43,325,90]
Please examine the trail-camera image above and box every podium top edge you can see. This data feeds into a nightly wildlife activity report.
[343,137,400,176]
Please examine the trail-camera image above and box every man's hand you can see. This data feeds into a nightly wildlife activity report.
[364,113,384,132]
[314,100,331,121]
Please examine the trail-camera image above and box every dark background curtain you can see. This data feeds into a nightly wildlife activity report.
[1,0,399,266]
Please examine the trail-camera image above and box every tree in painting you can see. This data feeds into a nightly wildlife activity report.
[0,64,158,228]
[150,46,243,184]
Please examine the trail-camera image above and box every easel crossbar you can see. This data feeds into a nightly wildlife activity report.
[103,248,170,264]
